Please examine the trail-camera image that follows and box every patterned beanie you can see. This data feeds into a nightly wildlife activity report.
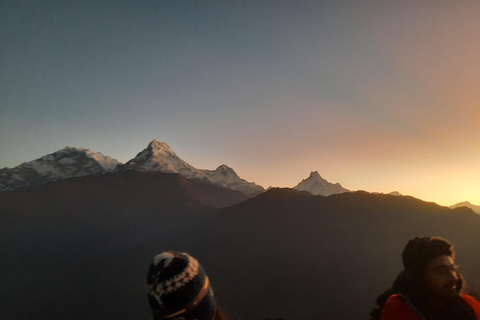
[402,237,455,272]
[147,252,217,320]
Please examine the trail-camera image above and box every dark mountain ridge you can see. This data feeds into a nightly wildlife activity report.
[0,168,249,213]
[1,177,480,320]
[198,189,480,319]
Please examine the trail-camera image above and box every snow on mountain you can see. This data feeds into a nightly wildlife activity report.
[388,191,403,196]
[125,140,264,196]
[125,140,195,173]
[293,171,350,196]
[0,147,121,192]
[449,201,480,214]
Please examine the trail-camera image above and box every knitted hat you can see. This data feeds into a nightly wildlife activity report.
[402,237,455,271]
[147,252,217,320]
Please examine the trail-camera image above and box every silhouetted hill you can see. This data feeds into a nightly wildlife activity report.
[450,201,480,214]
[1,184,480,320]
[0,169,249,319]
[186,189,480,319]
[0,168,249,214]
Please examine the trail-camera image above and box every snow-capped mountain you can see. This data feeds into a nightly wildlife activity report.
[0,147,121,192]
[124,140,264,196]
[449,201,480,214]
[293,171,350,196]
[0,140,264,196]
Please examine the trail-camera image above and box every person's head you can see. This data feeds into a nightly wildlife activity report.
[402,237,462,298]
[146,251,218,320]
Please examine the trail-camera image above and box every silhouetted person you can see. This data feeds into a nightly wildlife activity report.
[372,237,480,320]
[147,251,226,320]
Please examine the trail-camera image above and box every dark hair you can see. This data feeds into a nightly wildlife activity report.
[402,237,455,272]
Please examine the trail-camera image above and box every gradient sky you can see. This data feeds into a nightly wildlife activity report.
[1,1,480,206]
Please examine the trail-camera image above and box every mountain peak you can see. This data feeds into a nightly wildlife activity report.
[215,164,235,172]
[147,140,179,158]
[0,146,121,191]
[125,140,264,196]
[301,171,328,185]
[148,139,171,150]
[56,146,120,171]
[388,191,403,196]
[213,165,239,180]
[308,171,322,179]
[293,171,349,196]
[0,139,264,196]
[126,140,191,173]
[450,201,480,214]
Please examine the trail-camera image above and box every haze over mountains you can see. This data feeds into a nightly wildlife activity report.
[2,139,480,319]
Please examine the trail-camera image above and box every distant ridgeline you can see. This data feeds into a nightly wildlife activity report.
[1,165,480,319]
[1,140,361,199]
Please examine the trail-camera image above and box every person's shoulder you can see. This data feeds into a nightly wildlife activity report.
[461,294,480,304]
[461,294,480,306]
[461,294,480,318]
[381,294,418,320]
[383,294,408,314]
[385,294,405,305]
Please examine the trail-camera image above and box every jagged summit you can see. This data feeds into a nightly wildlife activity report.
[307,171,322,180]
[149,139,168,148]
[293,171,350,196]
[216,164,233,171]
[126,140,194,173]
[125,140,264,196]
[0,146,121,191]
[214,164,237,176]
[147,140,179,158]
[40,146,120,171]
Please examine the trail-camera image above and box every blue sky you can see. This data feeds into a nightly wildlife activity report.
[2,1,480,205]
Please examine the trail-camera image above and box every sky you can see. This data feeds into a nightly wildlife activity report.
[1,1,480,206]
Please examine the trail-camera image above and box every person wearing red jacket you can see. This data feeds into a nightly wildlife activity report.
[378,237,480,320]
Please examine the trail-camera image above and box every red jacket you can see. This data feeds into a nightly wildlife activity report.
[380,294,480,320]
